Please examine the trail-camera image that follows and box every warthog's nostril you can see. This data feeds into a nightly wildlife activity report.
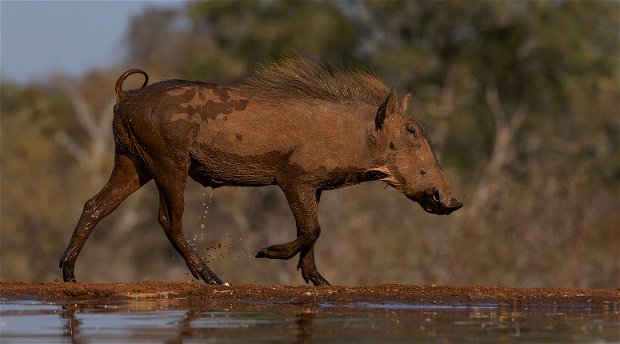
[448,198,463,210]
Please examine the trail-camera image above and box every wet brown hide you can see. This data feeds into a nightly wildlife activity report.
[60,59,462,287]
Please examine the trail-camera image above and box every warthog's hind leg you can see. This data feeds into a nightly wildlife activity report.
[59,154,152,282]
[153,153,223,285]
[157,192,222,284]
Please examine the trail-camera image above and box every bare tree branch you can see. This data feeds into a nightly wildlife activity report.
[54,74,116,186]
[468,83,529,215]
[483,83,529,178]
[54,131,87,165]
[485,82,507,129]
[432,68,457,157]
[55,75,99,141]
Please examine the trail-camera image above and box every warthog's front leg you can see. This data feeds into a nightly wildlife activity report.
[297,244,328,286]
[256,185,329,286]
[254,234,317,260]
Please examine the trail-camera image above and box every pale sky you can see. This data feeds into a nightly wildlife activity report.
[0,0,184,84]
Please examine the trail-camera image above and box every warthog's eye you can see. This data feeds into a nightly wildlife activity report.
[405,123,418,138]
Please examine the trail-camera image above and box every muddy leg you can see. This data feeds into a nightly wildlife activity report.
[254,229,319,260]
[155,175,223,285]
[256,186,329,286]
[297,246,329,286]
[59,154,152,282]
[297,190,329,286]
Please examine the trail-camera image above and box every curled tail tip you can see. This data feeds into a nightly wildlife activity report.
[115,68,149,102]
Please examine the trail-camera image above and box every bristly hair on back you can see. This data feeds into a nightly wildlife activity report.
[245,56,390,107]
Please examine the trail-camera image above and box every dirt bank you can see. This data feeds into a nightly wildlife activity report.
[2,281,618,311]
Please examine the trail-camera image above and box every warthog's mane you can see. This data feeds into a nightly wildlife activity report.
[245,57,390,107]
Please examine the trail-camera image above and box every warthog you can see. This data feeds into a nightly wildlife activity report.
[59,58,462,286]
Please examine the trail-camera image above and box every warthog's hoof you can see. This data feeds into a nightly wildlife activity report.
[202,275,224,285]
[193,267,223,285]
[255,245,298,260]
[307,275,330,286]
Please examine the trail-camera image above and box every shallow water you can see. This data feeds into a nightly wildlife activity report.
[1,298,618,343]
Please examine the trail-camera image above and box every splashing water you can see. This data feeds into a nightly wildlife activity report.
[202,188,215,220]
[191,188,215,246]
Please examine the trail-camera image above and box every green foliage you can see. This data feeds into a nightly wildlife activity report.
[1,0,618,287]
[126,0,358,82]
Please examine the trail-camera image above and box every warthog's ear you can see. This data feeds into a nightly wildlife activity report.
[400,93,411,114]
[375,89,399,130]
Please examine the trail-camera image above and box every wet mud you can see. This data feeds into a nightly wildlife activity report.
[2,282,618,317]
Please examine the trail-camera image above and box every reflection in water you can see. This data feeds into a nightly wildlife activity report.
[60,304,82,342]
[54,299,321,343]
[295,312,316,344]
[1,298,618,343]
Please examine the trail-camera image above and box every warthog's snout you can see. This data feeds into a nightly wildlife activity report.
[443,197,464,214]
[409,188,463,215]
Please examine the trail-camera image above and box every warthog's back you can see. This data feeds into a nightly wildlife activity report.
[114,79,378,189]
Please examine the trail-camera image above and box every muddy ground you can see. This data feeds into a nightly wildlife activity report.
[2,281,619,318]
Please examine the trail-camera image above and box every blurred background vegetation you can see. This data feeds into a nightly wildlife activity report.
[1,0,618,288]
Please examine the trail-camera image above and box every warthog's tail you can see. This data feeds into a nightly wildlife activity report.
[115,69,149,102]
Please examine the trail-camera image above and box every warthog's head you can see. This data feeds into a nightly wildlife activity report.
[369,90,463,215]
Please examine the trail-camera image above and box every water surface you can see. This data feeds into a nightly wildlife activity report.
[1,298,618,343]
